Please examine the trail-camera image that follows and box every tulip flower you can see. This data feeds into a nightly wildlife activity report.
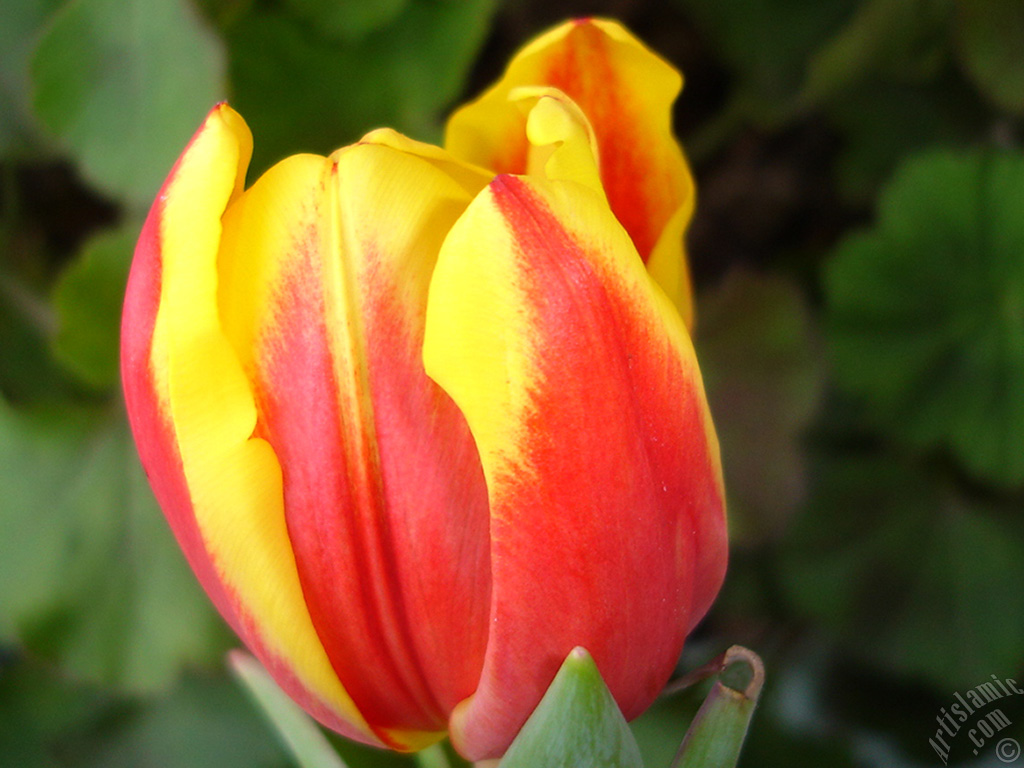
[122,36,725,763]
[446,17,698,327]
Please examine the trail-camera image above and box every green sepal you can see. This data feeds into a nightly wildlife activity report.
[498,647,644,768]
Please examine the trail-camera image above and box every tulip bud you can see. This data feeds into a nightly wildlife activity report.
[122,23,725,763]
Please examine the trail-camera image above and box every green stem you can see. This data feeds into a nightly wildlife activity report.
[414,744,452,768]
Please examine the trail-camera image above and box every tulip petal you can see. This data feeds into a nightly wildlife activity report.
[512,86,604,195]
[121,105,389,749]
[423,173,726,760]
[445,18,696,326]
[216,136,492,742]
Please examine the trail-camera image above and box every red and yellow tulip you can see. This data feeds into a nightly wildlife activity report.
[121,19,725,761]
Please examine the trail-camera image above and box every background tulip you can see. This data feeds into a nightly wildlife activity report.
[121,89,725,762]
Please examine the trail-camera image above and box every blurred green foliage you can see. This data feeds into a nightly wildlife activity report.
[228,0,496,173]
[31,0,226,209]
[826,150,1024,487]
[1,0,1023,766]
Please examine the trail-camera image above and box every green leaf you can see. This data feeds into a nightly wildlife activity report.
[825,78,985,201]
[673,647,763,768]
[0,399,231,691]
[826,149,1024,487]
[954,0,1024,114]
[0,0,63,158]
[79,672,291,768]
[0,653,292,768]
[781,453,1024,690]
[695,269,823,545]
[498,648,644,768]
[226,0,497,174]
[230,652,349,768]
[282,0,410,41]
[0,271,77,404]
[51,223,137,389]
[674,0,856,121]
[0,654,112,768]
[31,0,226,208]
[801,0,953,105]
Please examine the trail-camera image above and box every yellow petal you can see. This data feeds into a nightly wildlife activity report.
[511,86,604,195]
[150,105,385,747]
[445,18,697,326]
